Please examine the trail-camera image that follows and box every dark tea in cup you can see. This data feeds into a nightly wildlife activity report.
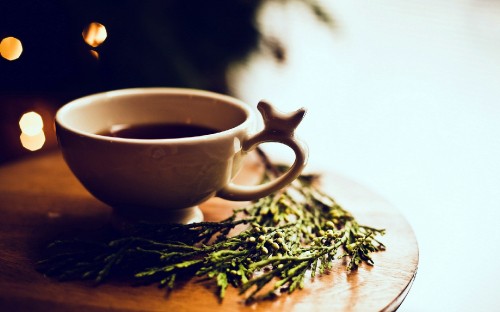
[97,123,218,139]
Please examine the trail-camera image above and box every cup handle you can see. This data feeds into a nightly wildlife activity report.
[217,101,308,201]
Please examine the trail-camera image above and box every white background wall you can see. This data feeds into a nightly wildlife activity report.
[230,1,500,311]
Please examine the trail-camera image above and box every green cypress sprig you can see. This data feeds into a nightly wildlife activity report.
[38,151,385,303]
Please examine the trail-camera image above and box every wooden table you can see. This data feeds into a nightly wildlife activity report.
[0,151,418,311]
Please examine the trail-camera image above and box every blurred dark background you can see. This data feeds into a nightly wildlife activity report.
[0,0,265,95]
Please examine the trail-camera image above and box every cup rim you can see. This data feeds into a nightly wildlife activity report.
[55,87,255,144]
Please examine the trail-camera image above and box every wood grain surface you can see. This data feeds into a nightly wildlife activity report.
[0,151,418,311]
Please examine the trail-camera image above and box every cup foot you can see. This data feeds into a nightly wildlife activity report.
[111,206,204,230]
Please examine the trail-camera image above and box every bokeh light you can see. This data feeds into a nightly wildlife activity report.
[19,112,44,136]
[20,132,46,151]
[19,111,45,151]
[0,37,23,61]
[89,49,99,60]
[82,22,107,47]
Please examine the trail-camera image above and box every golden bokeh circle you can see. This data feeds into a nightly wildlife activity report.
[82,22,107,48]
[0,37,23,61]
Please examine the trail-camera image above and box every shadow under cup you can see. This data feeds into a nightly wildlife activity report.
[55,88,255,224]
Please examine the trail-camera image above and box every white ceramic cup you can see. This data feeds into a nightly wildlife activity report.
[55,88,308,224]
